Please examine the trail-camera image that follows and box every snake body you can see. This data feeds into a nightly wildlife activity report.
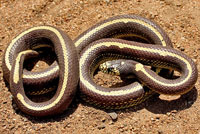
[2,15,198,116]
[3,26,79,116]
[3,15,173,85]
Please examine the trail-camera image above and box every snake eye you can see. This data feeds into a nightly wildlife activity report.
[107,67,113,73]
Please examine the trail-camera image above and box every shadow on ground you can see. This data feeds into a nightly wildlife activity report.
[10,85,198,123]
[81,86,198,115]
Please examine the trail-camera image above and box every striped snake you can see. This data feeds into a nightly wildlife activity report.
[2,15,198,116]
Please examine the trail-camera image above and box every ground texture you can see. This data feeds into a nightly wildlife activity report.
[0,0,200,134]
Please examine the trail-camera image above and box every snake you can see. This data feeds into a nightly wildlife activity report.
[2,15,198,116]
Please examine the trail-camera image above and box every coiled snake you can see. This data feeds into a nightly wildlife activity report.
[2,15,198,116]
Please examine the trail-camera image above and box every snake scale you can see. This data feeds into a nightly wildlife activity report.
[2,15,198,116]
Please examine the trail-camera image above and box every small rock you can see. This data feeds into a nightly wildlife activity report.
[108,120,114,125]
[119,124,125,129]
[177,45,185,51]
[156,116,160,120]
[97,14,102,19]
[180,47,185,51]
[151,117,155,121]
[101,117,106,122]
[171,110,177,113]
[22,118,28,122]
[166,112,171,116]
[104,0,110,3]
[32,126,37,130]
[158,130,163,134]
[14,130,21,134]
[13,103,18,110]
[97,124,105,130]
[9,95,13,100]
[64,123,70,128]
[174,1,182,7]
[187,100,193,105]
[181,36,185,40]
[119,128,124,132]
[192,59,197,63]
[108,112,118,120]
[76,114,81,118]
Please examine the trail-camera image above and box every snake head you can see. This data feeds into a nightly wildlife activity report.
[99,60,123,75]
[99,59,137,77]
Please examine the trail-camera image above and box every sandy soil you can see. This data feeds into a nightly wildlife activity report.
[0,0,200,134]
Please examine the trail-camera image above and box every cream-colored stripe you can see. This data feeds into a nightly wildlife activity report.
[13,50,35,84]
[23,65,59,79]
[80,42,192,93]
[80,75,143,96]
[75,18,166,47]
[5,29,59,79]
[113,33,149,42]
[15,26,69,111]
[6,18,165,80]
[31,44,52,50]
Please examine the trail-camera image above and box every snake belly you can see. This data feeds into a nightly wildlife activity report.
[6,26,79,116]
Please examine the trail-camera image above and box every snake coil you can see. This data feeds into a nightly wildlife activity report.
[3,26,79,116]
[2,15,198,116]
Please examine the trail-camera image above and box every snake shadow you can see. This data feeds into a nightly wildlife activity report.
[9,86,198,123]
[80,86,198,115]
[118,86,198,114]
[144,87,198,114]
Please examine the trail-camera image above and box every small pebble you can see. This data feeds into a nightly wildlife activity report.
[177,45,185,51]
[192,59,197,63]
[156,116,160,120]
[97,124,105,130]
[101,117,106,122]
[108,120,114,125]
[166,112,171,116]
[171,110,177,113]
[104,0,110,3]
[187,101,193,105]
[108,112,118,120]
[174,1,182,7]
[9,95,13,100]
[151,117,154,121]
[180,47,185,51]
